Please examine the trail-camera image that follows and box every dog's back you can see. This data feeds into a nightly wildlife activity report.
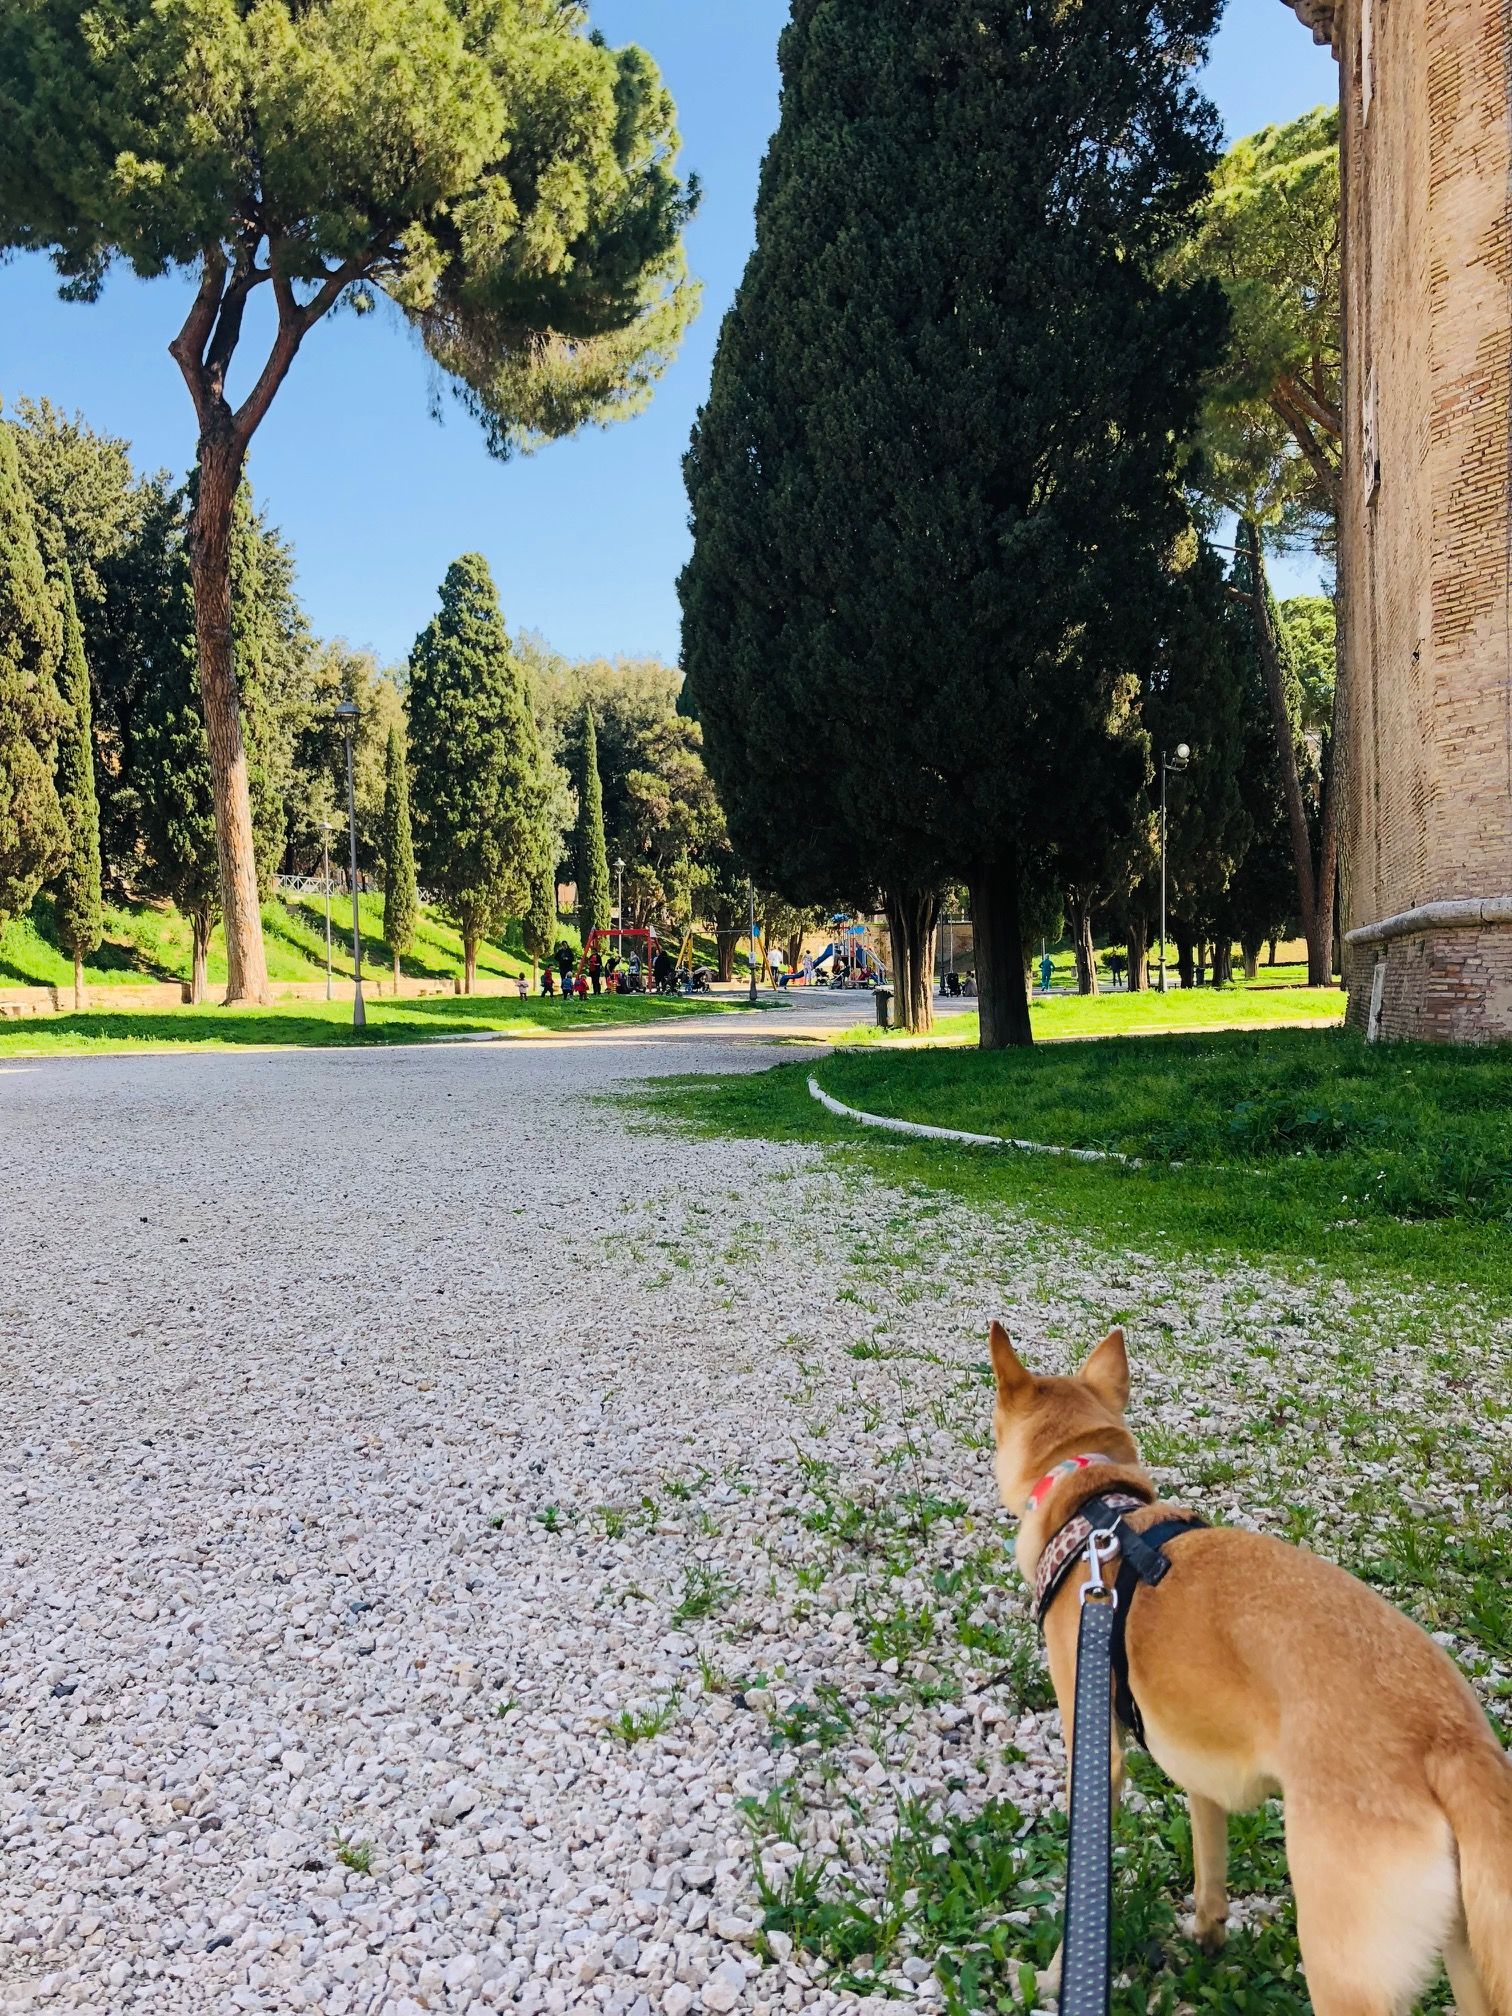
[1119,1518,1512,2012]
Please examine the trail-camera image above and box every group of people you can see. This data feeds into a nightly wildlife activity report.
[941,970,978,998]
[527,940,683,1000]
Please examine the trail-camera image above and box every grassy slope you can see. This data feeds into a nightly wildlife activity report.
[651,1027,1512,1299]
[0,891,557,991]
[0,992,737,1056]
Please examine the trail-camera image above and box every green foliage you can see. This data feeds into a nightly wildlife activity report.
[289,640,406,871]
[681,0,1226,1043]
[573,701,612,933]
[0,0,698,452]
[520,850,558,964]
[408,554,550,967]
[50,563,103,965]
[129,535,220,963]
[529,648,729,928]
[229,481,311,896]
[1279,594,1336,737]
[380,722,418,968]
[0,422,66,926]
[1176,106,1341,539]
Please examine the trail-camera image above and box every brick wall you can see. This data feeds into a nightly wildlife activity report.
[1311,0,1512,1041]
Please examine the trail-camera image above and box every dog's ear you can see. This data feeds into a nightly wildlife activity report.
[1078,1326,1130,1414]
[989,1322,1033,1407]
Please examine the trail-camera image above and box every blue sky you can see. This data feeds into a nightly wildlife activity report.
[0,0,1336,670]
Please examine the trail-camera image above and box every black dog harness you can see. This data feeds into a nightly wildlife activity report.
[1033,1490,1207,1746]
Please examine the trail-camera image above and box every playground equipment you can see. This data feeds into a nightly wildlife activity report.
[580,924,660,988]
[811,918,887,984]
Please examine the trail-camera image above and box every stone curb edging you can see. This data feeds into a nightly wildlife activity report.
[806,1074,1143,1166]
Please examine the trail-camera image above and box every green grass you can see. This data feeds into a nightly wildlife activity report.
[648,1028,1512,1298]
[0,990,739,1057]
[0,889,549,991]
[844,984,1346,1047]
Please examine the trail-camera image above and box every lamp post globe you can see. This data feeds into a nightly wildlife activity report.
[1176,742,1191,763]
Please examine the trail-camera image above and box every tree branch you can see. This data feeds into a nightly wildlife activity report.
[1268,388,1342,512]
[232,248,369,446]
[167,249,229,427]
[1277,370,1341,441]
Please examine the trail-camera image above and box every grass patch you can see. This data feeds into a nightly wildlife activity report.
[647,1028,1512,1298]
[842,984,1346,1047]
[0,991,740,1057]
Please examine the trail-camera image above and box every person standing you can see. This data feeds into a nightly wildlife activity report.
[589,949,603,994]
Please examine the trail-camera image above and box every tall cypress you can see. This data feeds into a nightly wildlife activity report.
[681,0,1224,1046]
[381,721,418,987]
[131,542,221,1004]
[574,702,612,935]
[51,562,103,1004]
[408,554,547,993]
[0,424,66,929]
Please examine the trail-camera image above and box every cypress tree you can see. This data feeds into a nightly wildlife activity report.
[51,562,103,1005]
[0,423,66,929]
[131,552,221,1004]
[408,554,547,993]
[681,0,1224,1046]
[573,702,612,936]
[521,851,559,975]
[381,722,419,988]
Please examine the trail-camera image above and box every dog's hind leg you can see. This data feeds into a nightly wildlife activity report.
[1286,1802,1458,2016]
[1444,1919,1495,2016]
[1189,1794,1229,1954]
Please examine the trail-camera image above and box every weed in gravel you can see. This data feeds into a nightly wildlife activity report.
[609,1693,680,1744]
[332,1834,373,1874]
[672,1563,731,1625]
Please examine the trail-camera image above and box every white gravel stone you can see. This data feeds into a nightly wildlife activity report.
[0,1016,1505,2013]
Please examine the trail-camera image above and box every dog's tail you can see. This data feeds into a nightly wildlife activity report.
[1428,1733,1512,2010]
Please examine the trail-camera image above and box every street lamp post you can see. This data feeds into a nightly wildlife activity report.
[747,881,758,1005]
[321,818,334,1001]
[614,856,625,961]
[335,701,365,1029]
[1158,742,1191,995]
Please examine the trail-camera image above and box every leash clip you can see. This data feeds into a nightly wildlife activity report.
[1079,1526,1119,1608]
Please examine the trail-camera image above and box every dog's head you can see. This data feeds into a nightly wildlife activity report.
[988,1320,1137,1515]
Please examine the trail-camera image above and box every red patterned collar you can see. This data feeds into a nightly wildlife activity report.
[1022,1452,1112,1515]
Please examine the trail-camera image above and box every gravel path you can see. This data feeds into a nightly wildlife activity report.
[1,1024,1506,2016]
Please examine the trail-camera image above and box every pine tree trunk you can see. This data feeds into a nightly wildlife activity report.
[969,860,1032,1049]
[1211,940,1233,986]
[1242,940,1261,980]
[715,910,737,984]
[1070,898,1099,995]
[393,951,401,991]
[1267,937,1278,967]
[884,887,939,1034]
[1243,519,1321,978]
[73,949,83,1013]
[463,936,477,995]
[1126,915,1148,993]
[1196,941,1207,986]
[191,909,211,1006]
[186,434,272,1006]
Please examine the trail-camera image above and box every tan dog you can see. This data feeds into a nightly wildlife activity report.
[988,1321,1512,2015]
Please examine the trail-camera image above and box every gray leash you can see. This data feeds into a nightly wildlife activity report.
[1060,1528,1118,2016]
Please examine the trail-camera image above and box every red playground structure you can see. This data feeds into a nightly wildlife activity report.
[580,925,661,977]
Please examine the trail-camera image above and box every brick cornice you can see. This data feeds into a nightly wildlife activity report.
[1280,0,1341,54]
